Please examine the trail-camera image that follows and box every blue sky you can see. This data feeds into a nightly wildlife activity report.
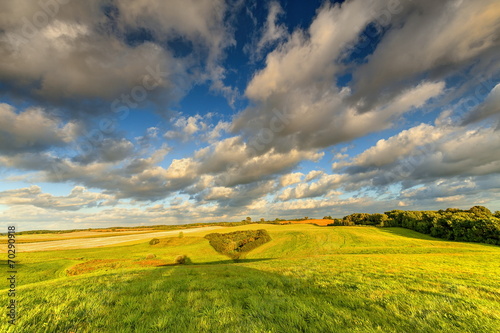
[0,0,499,230]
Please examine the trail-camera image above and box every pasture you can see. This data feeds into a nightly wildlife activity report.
[2,224,499,332]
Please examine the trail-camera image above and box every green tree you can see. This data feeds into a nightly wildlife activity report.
[469,206,492,217]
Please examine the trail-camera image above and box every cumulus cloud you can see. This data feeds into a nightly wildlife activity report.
[0,103,79,154]
[278,172,343,201]
[165,115,207,141]
[245,0,385,101]
[350,0,500,110]
[336,123,445,169]
[1,0,499,228]
[0,185,116,210]
[280,172,304,187]
[334,123,500,191]
[233,0,446,158]
[72,138,135,164]
[0,0,234,110]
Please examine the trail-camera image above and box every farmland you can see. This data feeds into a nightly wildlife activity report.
[2,224,500,332]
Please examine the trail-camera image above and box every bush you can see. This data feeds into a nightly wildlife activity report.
[205,229,272,260]
[174,255,191,265]
[178,231,184,238]
[145,254,156,259]
[149,238,160,245]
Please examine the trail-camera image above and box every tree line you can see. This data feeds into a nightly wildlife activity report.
[327,206,500,245]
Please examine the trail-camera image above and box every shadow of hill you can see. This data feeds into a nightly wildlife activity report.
[379,227,500,248]
[378,227,445,241]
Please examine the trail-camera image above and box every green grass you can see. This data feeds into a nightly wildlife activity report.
[2,225,500,332]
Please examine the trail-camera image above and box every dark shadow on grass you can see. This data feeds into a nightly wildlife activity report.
[378,227,445,241]
[189,258,275,266]
[379,227,500,247]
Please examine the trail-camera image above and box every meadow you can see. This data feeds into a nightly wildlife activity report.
[2,224,499,332]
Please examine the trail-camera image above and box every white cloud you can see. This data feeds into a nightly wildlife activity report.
[248,1,288,60]
[336,123,445,169]
[0,103,79,153]
[245,0,385,101]
[280,172,304,187]
[436,195,465,203]
[351,0,500,109]
[165,115,208,141]
[0,185,116,210]
[278,173,343,201]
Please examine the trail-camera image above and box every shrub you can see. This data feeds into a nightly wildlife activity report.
[149,238,160,245]
[178,231,184,238]
[145,254,156,259]
[174,255,191,265]
[205,229,272,260]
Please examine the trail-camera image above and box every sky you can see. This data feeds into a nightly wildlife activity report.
[0,0,499,231]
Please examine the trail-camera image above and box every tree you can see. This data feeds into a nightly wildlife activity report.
[178,231,184,238]
[260,218,265,222]
[469,206,492,217]
[323,216,332,219]
[246,217,252,222]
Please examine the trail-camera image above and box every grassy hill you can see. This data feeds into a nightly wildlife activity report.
[2,224,500,332]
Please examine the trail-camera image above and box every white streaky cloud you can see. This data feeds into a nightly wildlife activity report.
[246,0,385,101]
[235,79,445,155]
[250,1,288,60]
[305,170,324,182]
[436,195,465,202]
[462,83,500,125]
[351,0,500,108]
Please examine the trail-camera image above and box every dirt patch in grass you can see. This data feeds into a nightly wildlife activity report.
[67,259,128,276]
[135,259,169,267]
[66,258,170,275]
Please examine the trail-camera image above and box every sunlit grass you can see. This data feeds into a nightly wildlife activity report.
[2,225,499,332]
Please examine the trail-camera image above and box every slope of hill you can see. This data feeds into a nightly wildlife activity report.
[2,224,499,332]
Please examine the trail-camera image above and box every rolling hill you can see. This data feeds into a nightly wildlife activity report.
[2,224,499,332]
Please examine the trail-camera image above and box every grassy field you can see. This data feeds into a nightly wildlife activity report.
[2,224,500,332]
